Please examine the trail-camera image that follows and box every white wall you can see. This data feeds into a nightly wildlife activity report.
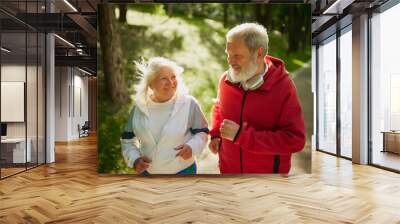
[1,65,34,137]
[55,66,69,141]
[1,63,46,164]
[1,65,26,81]
[55,67,89,141]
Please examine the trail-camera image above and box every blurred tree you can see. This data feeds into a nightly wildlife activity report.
[129,4,166,14]
[253,4,272,31]
[287,6,300,51]
[98,4,129,104]
[287,4,310,52]
[118,4,127,23]
[187,4,193,18]
[252,4,310,53]
[167,3,173,16]
[239,4,245,22]
[223,4,228,27]
[255,5,261,24]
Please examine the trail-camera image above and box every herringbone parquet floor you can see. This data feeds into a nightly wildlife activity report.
[1,135,400,223]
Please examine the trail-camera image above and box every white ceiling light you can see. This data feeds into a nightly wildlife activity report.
[78,67,92,76]
[323,0,354,15]
[1,47,11,53]
[54,34,75,48]
[76,49,84,55]
[63,0,78,12]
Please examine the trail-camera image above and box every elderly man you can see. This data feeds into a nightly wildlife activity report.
[209,23,306,174]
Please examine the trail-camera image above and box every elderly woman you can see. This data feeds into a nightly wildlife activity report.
[121,57,208,175]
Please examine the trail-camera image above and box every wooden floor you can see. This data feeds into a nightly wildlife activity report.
[0,167,26,178]
[373,151,400,171]
[1,136,400,223]
[1,163,45,178]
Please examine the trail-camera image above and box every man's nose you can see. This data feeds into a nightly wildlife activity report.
[227,56,235,65]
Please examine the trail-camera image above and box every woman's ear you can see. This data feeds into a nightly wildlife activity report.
[148,79,154,90]
[257,48,264,58]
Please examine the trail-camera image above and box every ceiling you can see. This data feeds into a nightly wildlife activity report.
[0,0,393,75]
[311,0,389,44]
[0,0,99,74]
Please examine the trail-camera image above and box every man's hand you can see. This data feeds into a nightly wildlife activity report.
[209,138,221,154]
[175,144,193,160]
[134,156,152,174]
[220,119,240,141]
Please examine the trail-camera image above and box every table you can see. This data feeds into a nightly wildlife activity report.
[1,138,32,163]
[381,131,400,154]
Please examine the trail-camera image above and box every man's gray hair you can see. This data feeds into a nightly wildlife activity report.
[226,23,269,56]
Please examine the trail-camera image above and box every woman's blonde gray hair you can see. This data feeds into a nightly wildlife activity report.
[133,57,188,104]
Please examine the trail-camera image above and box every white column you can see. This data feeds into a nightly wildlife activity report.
[312,45,317,151]
[352,14,369,164]
[46,0,55,163]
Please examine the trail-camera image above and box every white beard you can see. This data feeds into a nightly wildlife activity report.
[228,56,258,83]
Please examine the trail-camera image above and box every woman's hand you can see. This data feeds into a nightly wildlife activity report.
[134,156,152,174]
[175,144,193,160]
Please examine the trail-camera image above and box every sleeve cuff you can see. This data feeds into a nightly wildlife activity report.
[185,141,198,156]
[233,122,248,145]
[186,132,208,156]
[123,152,139,169]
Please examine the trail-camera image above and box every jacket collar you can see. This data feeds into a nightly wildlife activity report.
[224,55,288,92]
[226,61,268,91]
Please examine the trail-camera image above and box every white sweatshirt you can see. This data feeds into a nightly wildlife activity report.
[121,94,208,174]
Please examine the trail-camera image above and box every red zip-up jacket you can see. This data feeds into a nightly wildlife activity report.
[209,55,306,174]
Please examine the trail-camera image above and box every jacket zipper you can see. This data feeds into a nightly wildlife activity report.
[239,91,248,174]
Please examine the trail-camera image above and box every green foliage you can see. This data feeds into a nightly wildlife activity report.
[97,70,136,174]
[127,4,166,15]
[182,4,224,19]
